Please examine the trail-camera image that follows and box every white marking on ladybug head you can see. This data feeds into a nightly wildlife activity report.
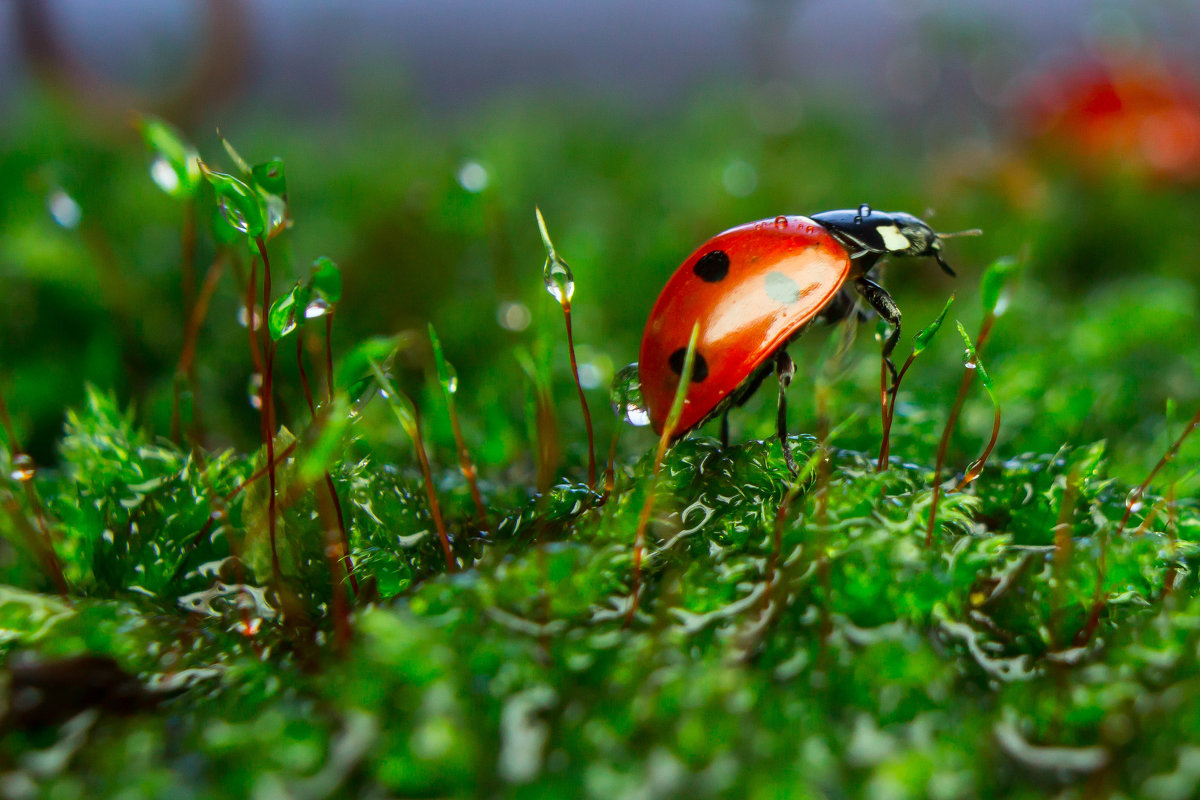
[876,224,912,252]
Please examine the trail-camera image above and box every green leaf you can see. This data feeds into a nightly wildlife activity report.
[267,281,303,341]
[368,358,417,436]
[311,257,342,303]
[980,255,1020,315]
[337,334,414,391]
[198,161,264,239]
[664,322,701,436]
[913,294,955,356]
[252,158,287,196]
[956,320,994,391]
[218,132,252,177]
[427,323,458,397]
[137,116,200,198]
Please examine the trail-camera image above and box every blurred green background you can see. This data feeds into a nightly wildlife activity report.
[2,0,1200,483]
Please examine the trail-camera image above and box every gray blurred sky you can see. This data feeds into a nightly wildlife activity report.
[1,0,1197,121]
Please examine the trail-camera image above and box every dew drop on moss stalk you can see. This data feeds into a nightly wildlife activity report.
[218,196,250,234]
[544,257,574,305]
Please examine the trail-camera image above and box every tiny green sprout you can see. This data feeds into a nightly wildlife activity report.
[310,257,343,305]
[198,161,264,239]
[953,320,1001,492]
[252,159,287,197]
[218,131,253,177]
[368,357,455,571]
[956,321,994,392]
[534,206,596,485]
[628,321,700,625]
[267,281,306,341]
[536,207,575,305]
[138,116,201,198]
[337,334,414,403]
[428,324,457,396]
[980,255,1021,317]
[878,294,955,471]
[429,323,491,536]
[914,294,955,356]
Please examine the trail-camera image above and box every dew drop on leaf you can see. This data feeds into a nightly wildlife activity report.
[150,156,181,194]
[611,363,651,427]
[218,195,250,234]
[304,297,332,319]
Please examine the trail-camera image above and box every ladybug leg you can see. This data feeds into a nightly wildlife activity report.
[774,350,799,476]
[720,410,731,449]
[853,276,902,387]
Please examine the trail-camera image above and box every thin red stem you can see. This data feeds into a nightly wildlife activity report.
[926,314,995,546]
[0,381,69,594]
[955,403,1002,491]
[445,392,492,538]
[562,304,597,487]
[1078,402,1200,644]
[411,407,456,571]
[296,333,357,595]
[255,239,280,587]
[877,352,917,471]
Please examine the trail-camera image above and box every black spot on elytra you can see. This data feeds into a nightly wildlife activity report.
[692,250,730,282]
[669,348,709,382]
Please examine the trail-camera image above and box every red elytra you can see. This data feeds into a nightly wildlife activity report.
[638,215,851,436]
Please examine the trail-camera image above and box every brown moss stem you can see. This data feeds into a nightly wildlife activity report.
[926,313,995,547]
[562,303,597,487]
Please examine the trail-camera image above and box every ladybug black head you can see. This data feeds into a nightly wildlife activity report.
[811,206,964,277]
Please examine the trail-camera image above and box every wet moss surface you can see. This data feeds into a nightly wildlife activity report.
[2,399,1199,798]
[2,91,1200,798]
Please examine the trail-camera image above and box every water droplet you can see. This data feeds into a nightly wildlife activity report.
[442,362,459,395]
[9,454,35,482]
[774,215,789,228]
[993,293,1011,318]
[544,256,575,305]
[304,297,332,319]
[47,190,81,229]
[457,161,489,192]
[218,196,249,233]
[1125,488,1144,513]
[964,359,978,371]
[611,363,651,427]
[248,373,263,409]
[856,203,872,222]
[264,195,287,234]
[722,160,757,197]
[150,157,180,194]
[276,314,298,338]
[237,305,262,329]
[496,301,531,331]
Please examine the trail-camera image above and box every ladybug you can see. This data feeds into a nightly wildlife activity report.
[637,205,972,473]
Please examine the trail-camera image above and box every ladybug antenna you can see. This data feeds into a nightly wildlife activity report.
[936,228,983,239]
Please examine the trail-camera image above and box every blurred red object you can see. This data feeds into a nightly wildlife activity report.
[1021,61,1200,182]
